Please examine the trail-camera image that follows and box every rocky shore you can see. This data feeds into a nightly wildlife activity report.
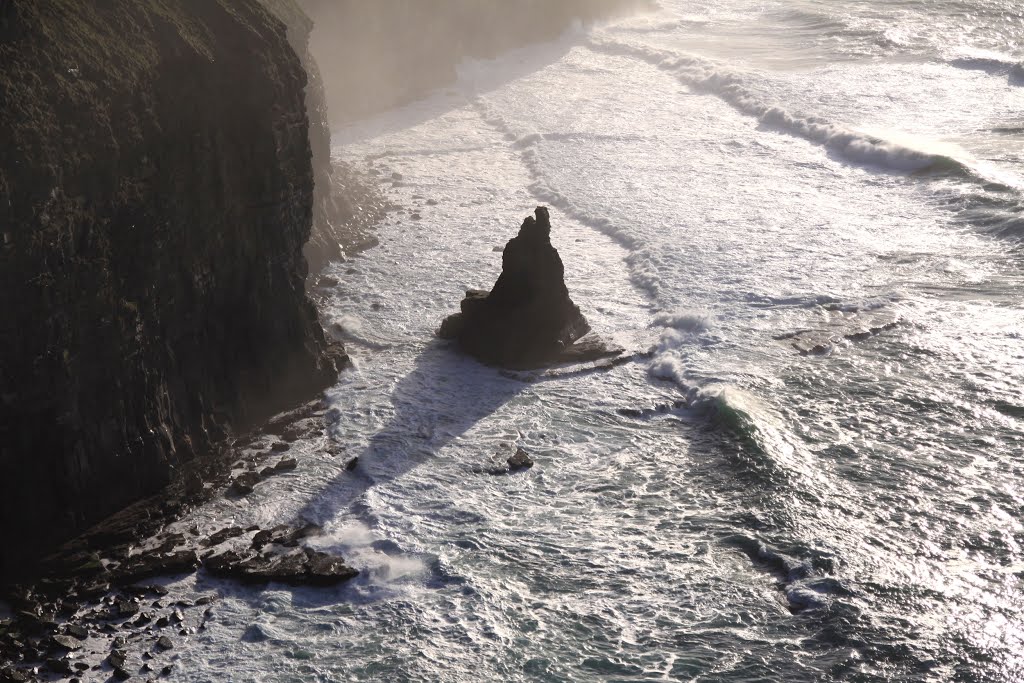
[0,400,356,681]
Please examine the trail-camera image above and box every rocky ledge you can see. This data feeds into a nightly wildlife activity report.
[0,402,357,680]
[439,207,621,369]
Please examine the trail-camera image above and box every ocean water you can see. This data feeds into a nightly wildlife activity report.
[166,1,1024,680]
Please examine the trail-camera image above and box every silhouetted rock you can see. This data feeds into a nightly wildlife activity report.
[507,448,534,471]
[440,207,618,369]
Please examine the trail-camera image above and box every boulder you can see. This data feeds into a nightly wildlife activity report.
[440,207,613,369]
[507,448,534,471]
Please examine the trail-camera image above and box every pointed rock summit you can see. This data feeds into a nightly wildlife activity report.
[439,207,619,369]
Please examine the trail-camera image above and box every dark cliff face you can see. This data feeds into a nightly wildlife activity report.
[299,0,654,123]
[260,0,385,278]
[0,0,341,570]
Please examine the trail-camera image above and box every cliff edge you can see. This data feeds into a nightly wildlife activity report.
[0,0,341,571]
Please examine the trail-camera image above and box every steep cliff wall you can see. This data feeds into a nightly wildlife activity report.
[0,0,342,571]
[299,0,654,123]
[260,0,385,277]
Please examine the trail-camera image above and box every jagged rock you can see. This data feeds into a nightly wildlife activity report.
[50,634,82,651]
[65,624,88,640]
[439,207,617,369]
[111,550,199,584]
[231,472,262,496]
[507,448,534,471]
[204,546,356,586]
[155,636,173,651]
[202,527,245,547]
[274,457,298,472]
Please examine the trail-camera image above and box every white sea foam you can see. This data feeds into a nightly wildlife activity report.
[584,35,1005,179]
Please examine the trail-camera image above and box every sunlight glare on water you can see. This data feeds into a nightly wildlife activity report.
[159,1,1024,680]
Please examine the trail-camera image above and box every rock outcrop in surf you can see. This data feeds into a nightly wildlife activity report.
[440,207,618,369]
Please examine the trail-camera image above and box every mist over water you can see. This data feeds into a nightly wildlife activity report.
[165,1,1024,680]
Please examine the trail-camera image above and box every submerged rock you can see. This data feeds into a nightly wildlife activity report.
[440,207,617,369]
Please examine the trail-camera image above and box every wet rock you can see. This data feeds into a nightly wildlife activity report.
[45,658,74,675]
[304,551,360,585]
[155,636,173,651]
[391,172,403,181]
[0,668,31,683]
[50,634,82,650]
[114,599,139,618]
[112,550,199,584]
[344,456,359,471]
[507,448,534,471]
[410,213,422,220]
[231,472,262,496]
[204,547,356,586]
[274,457,298,472]
[426,199,439,206]
[202,526,245,547]
[131,612,153,627]
[108,650,131,679]
[439,207,615,369]
[270,442,291,453]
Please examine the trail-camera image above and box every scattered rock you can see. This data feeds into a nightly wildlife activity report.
[155,636,173,651]
[0,668,31,683]
[270,442,290,453]
[45,658,74,675]
[108,650,127,670]
[344,456,359,471]
[65,623,89,639]
[410,213,422,220]
[114,599,139,618]
[426,199,438,206]
[50,634,82,650]
[390,172,403,181]
[507,448,534,471]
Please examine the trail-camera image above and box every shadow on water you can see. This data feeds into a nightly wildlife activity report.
[298,341,527,527]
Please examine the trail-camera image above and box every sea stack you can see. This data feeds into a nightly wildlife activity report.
[440,207,616,369]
